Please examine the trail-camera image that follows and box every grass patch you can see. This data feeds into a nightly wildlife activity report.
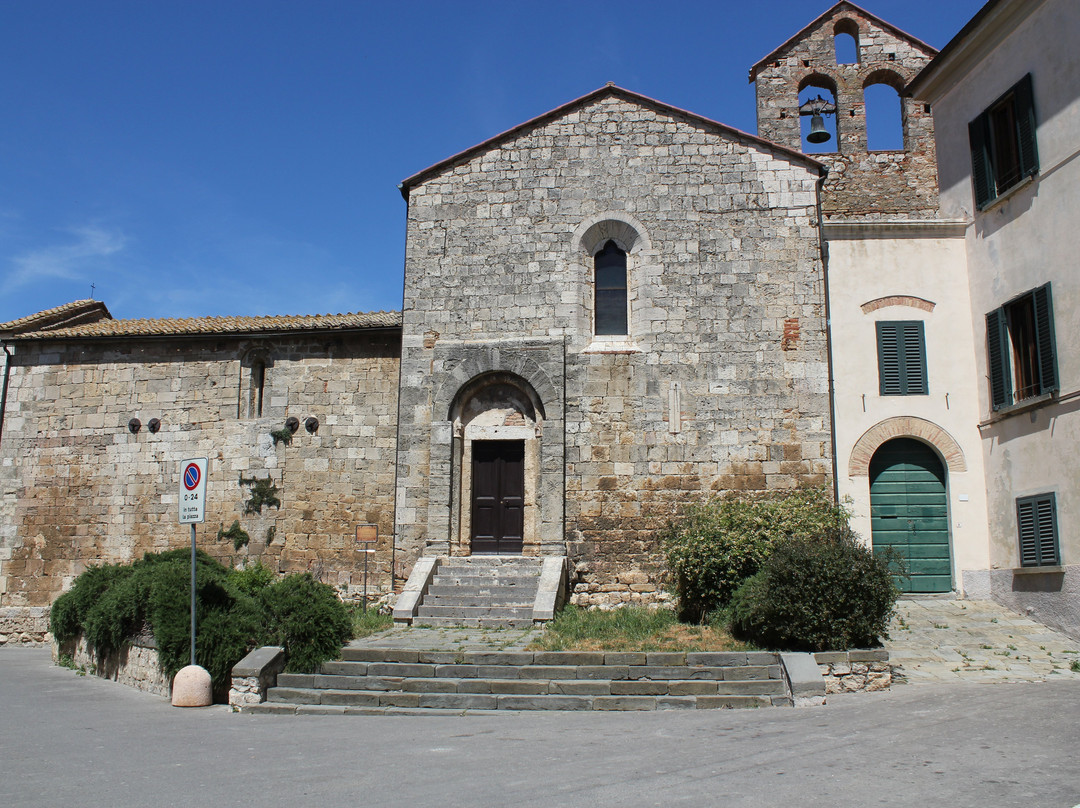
[350,607,393,639]
[528,605,750,653]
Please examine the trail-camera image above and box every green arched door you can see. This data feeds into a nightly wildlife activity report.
[869,438,951,593]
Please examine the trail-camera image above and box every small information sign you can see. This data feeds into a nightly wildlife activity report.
[355,524,378,544]
[179,458,208,524]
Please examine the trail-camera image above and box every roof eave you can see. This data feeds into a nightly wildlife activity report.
[7,323,403,344]
[399,84,825,198]
[907,0,1039,102]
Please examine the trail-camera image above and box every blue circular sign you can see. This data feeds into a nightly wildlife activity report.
[183,463,201,491]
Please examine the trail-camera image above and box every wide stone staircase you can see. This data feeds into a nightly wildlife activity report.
[246,648,793,714]
[409,557,545,629]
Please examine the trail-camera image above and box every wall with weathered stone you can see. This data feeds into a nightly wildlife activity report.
[753,3,939,219]
[397,89,833,605]
[0,330,399,630]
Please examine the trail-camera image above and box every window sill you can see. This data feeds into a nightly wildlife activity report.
[582,337,641,355]
[977,173,1035,214]
[1012,565,1064,575]
[979,391,1057,427]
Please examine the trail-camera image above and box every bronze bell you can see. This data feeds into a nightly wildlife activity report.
[807,113,831,144]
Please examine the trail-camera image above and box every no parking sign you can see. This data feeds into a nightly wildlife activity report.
[179,458,208,524]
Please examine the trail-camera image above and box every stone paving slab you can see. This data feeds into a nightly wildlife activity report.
[347,625,538,652]
[885,598,1080,685]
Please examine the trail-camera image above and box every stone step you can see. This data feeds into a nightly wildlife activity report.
[429,575,540,586]
[304,665,784,685]
[260,687,783,711]
[415,605,534,620]
[437,557,543,566]
[278,675,785,697]
[423,591,537,604]
[425,586,537,601]
[411,616,535,628]
[332,649,781,667]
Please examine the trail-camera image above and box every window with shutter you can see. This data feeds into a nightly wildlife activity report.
[968,73,1039,209]
[876,321,927,396]
[985,283,1058,411]
[1016,493,1060,567]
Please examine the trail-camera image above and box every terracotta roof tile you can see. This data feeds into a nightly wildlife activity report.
[0,299,112,334]
[12,309,402,340]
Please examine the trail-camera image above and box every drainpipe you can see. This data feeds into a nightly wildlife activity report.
[0,344,12,449]
[814,168,841,503]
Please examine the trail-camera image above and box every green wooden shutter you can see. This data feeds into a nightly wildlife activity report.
[969,116,993,209]
[986,308,1011,410]
[877,322,902,395]
[901,321,927,394]
[1032,283,1058,395]
[1017,498,1039,566]
[1014,73,1040,180]
[1017,493,1059,567]
[878,321,928,396]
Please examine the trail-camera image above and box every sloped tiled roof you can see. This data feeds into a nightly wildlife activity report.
[400,84,825,197]
[0,299,112,335]
[12,310,402,341]
[748,1,938,82]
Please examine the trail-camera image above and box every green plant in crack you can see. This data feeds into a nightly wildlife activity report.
[270,428,293,447]
[218,520,250,550]
[1072,659,1080,673]
[239,476,281,515]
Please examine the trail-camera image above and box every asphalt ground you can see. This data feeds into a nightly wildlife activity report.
[2,647,1079,808]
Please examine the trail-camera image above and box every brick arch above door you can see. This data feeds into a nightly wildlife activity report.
[848,416,966,477]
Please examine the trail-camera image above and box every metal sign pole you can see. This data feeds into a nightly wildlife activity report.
[363,548,369,613]
[190,523,197,667]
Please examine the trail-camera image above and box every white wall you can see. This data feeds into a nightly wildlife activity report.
[915,0,1079,635]
[827,228,990,590]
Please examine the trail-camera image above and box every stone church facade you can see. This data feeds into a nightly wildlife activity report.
[8,2,1053,639]
[393,87,832,605]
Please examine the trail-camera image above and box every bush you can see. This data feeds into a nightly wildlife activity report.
[50,563,131,644]
[661,487,849,621]
[729,531,899,651]
[49,551,352,692]
[260,573,352,673]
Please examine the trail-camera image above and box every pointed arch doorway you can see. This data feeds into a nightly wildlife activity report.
[869,438,952,593]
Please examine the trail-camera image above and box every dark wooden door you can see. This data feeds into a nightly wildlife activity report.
[471,440,525,555]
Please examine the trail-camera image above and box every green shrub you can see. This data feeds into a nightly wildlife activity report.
[50,563,131,644]
[661,487,849,621]
[51,552,353,693]
[729,531,899,652]
[229,561,276,597]
[260,573,352,673]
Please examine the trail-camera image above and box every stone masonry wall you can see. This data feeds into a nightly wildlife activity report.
[753,5,938,219]
[0,331,399,630]
[398,90,833,605]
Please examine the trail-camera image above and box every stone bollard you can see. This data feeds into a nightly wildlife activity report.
[171,665,213,707]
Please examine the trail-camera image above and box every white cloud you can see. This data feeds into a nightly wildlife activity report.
[4,225,127,292]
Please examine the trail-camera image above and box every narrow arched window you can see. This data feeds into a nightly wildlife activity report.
[594,240,627,335]
[249,359,265,417]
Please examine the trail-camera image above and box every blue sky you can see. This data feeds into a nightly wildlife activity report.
[0,0,986,322]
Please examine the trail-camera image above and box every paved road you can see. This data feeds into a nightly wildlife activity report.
[2,647,1078,808]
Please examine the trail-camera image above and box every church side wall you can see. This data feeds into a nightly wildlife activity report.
[397,95,833,605]
[0,332,399,637]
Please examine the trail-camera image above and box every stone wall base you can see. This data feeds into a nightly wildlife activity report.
[962,567,1080,641]
[814,650,892,693]
[54,635,171,698]
[0,607,50,646]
